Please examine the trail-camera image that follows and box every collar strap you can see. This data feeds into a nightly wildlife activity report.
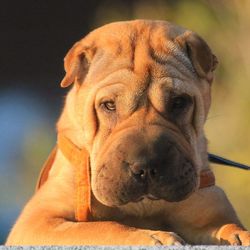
[36,146,58,191]
[57,134,91,222]
[199,169,215,189]
[36,134,215,222]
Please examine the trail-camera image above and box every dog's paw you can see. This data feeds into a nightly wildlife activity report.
[218,224,250,246]
[148,231,185,246]
[128,229,185,246]
[227,231,250,246]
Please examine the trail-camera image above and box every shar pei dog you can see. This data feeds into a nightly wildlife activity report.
[6,20,250,246]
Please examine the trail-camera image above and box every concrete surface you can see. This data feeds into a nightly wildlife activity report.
[1,246,250,250]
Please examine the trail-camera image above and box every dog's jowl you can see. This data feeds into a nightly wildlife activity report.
[6,20,250,246]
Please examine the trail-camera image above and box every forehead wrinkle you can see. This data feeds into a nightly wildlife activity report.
[150,55,195,81]
[86,67,138,90]
[149,39,196,80]
[95,82,125,98]
[165,55,195,79]
[165,41,195,74]
[172,78,198,96]
[150,76,196,97]
[129,27,154,81]
[151,63,191,82]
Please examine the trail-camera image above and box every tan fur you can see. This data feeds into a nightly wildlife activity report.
[6,20,250,246]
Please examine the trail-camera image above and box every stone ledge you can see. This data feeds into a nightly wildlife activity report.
[1,246,250,250]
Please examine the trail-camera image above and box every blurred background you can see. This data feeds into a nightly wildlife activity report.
[1,0,250,244]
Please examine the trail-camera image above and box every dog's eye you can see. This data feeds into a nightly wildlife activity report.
[170,95,192,113]
[101,101,116,112]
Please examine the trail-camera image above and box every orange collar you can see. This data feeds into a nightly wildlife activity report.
[36,134,91,222]
[36,134,215,222]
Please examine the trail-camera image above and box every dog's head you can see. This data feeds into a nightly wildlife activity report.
[57,20,218,207]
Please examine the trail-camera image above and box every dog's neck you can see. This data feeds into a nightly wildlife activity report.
[46,146,123,221]
[38,131,214,224]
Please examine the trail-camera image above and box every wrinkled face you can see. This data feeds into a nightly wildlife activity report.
[60,20,217,207]
[88,72,200,207]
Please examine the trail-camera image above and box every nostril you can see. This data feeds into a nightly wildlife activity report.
[149,168,157,177]
[138,169,146,179]
[130,163,147,180]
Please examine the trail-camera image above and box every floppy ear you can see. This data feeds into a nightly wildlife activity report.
[60,42,95,88]
[175,31,218,83]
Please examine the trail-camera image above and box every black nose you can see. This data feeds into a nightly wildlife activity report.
[130,162,158,181]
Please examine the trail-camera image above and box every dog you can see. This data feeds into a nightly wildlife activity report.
[6,20,250,245]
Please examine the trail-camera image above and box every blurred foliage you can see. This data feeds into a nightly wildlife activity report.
[1,0,250,244]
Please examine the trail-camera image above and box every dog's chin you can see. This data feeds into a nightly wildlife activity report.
[94,183,197,207]
[93,164,199,207]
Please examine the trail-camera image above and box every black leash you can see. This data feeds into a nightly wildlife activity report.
[208,153,250,170]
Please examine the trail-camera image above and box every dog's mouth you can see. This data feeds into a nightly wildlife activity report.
[94,167,198,207]
[131,194,160,202]
[93,158,198,207]
[135,193,176,202]
[92,127,198,207]
[145,194,161,201]
[128,177,198,204]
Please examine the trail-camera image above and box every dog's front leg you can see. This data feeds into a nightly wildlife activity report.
[166,186,250,245]
[214,223,250,245]
[6,212,185,245]
[175,222,250,245]
[6,187,185,246]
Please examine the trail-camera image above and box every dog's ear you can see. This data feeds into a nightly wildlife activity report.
[60,42,95,88]
[175,31,218,83]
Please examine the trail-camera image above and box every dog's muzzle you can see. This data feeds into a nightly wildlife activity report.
[93,125,198,207]
[36,132,215,222]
